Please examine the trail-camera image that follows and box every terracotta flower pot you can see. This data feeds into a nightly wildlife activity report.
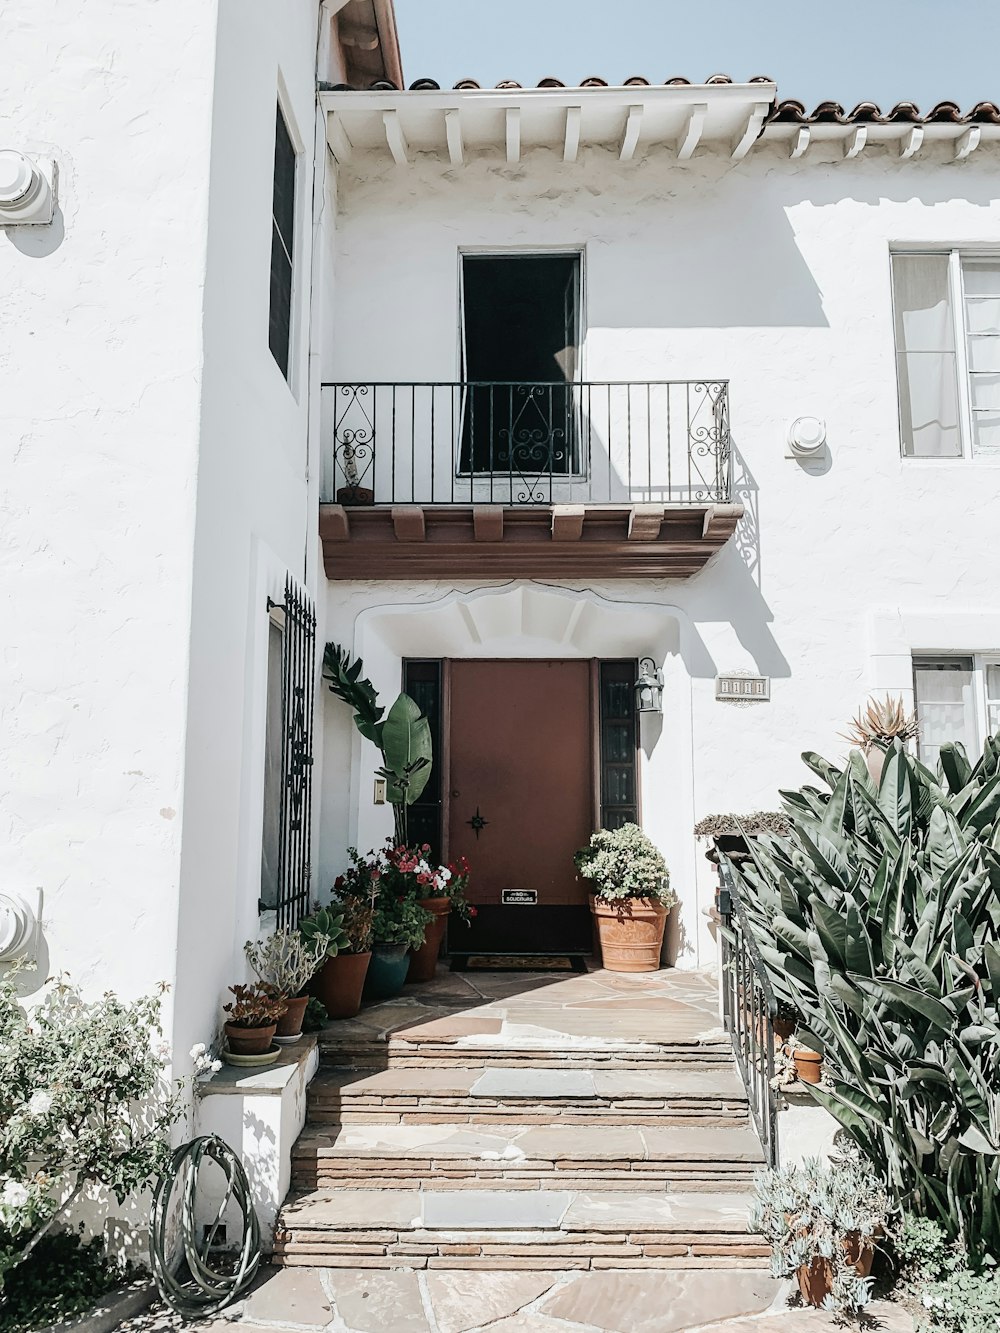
[364,944,411,1001]
[275,995,309,1039]
[314,952,371,1020]
[797,1231,875,1307]
[793,1047,823,1085]
[224,1021,276,1056]
[866,746,887,785]
[590,895,668,973]
[407,897,451,983]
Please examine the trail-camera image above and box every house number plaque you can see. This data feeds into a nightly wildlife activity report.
[502,889,538,906]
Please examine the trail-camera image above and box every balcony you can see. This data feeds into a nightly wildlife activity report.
[319,380,742,580]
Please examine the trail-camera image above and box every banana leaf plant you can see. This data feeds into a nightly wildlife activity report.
[729,735,1000,1265]
[323,644,432,844]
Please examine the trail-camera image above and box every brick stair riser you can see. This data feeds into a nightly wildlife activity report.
[306,1102,750,1128]
[272,1229,770,1271]
[292,1164,758,1192]
[318,1045,734,1070]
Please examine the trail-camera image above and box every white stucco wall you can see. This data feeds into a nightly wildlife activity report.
[319,140,1000,966]
[0,0,218,1011]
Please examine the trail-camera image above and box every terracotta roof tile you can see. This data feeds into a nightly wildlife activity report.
[328,76,1000,128]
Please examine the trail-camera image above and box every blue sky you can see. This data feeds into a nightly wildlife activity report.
[393,1,999,111]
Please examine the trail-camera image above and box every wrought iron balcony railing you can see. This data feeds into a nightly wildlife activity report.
[321,380,731,507]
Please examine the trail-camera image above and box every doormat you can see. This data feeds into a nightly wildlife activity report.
[452,955,586,973]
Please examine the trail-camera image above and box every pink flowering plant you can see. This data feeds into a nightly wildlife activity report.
[337,842,475,925]
[0,963,213,1292]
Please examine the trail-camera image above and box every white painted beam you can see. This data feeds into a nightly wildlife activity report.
[789,126,810,159]
[505,107,521,164]
[677,102,706,160]
[731,101,769,160]
[899,125,924,159]
[563,106,582,162]
[382,109,409,165]
[843,125,868,159]
[955,124,982,161]
[326,113,354,164]
[444,109,464,166]
[619,105,643,161]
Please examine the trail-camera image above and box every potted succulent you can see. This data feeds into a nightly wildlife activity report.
[749,1155,889,1314]
[693,811,790,864]
[366,893,433,1001]
[575,824,676,972]
[244,927,330,1042]
[842,695,919,784]
[222,983,288,1055]
[300,899,373,1021]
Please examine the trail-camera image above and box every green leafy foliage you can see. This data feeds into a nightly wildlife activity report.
[894,1214,1000,1333]
[750,1153,889,1315]
[323,644,433,839]
[298,907,351,959]
[575,824,675,907]
[731,736,1000,1263]
[372,894,433,951]
[0,968,183,1289]
[0,1230,133,1333]
[301,997,328,1033]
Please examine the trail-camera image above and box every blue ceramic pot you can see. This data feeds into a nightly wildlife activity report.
[363,943,410,1000]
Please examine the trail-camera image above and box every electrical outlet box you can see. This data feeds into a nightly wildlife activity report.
[373,777,387,805]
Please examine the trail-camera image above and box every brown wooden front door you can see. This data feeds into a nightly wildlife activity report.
[447,659,594,956]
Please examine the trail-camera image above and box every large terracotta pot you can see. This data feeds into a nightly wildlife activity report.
[407,897,451,983]
[224,1021,276,1056]
[797,1231,875,1307]
[590,895,668,973]
[793,1047,823,1085]
[364,944,411,1001]
[314,952,371,1020]
[275,995,309,1039]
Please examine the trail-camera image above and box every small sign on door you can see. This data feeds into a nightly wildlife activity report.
[502,889,538,906]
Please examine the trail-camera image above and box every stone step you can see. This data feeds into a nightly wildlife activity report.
[291,1122,765,1192]
[307,1066,750,1127]
[273,1187,769,1271]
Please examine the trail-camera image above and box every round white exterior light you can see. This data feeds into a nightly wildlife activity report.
[0,891,39,962]
[0,150,54,224]
[787,416,827,457]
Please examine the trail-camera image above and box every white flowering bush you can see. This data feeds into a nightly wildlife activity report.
[574,824,674,907]
[0,964,188,1291]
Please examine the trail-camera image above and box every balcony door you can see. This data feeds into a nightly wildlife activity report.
[460,253,581,486]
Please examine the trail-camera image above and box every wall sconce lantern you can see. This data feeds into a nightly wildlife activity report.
[635,657,664,715]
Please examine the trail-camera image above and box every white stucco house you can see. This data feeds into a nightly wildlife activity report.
[4,0,1000,1258]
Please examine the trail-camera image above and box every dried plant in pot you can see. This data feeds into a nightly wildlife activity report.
[749,1153,889,1315]
[841,694,919,784]
[693,811,791,864]
[222,984,288,1055]
[575,824,676,972]
[244,928,329,1042]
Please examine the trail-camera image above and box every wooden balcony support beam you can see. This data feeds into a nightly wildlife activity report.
[551,504,586,541]
[563,106,582,162]
[473,505,504,542]
[677,102,707,160]
[391,505,425,541]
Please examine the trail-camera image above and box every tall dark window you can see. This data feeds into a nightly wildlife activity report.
[403,660,443,860]
[269,103,297,378]
[460,254,581,475]
[599,661,639,829]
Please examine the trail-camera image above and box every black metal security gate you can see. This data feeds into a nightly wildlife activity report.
[270,575,316,928]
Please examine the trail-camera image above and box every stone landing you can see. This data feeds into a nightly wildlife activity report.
[274,967,769,1275]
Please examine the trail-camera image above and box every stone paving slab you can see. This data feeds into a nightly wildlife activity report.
[123,1268,913,1333]
[471,1069,597,1099]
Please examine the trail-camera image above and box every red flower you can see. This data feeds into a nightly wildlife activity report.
[422,843,431,852]
[334,875,345,891]
[468,906,478,917]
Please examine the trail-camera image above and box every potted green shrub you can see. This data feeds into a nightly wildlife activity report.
[222,984,287,1056]
[300,901,372,1021]
[750,1154,888,1314]
[243,928,329,1042]
[575,824,676,972]
[366,894,433,1001]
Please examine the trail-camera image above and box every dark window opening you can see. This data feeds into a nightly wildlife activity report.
[403,660,443,861]
[269,104,296,379]
[460,254,581,475]
[599,660,639,830]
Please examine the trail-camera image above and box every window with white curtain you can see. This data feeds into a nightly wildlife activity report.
[912,655,1000,768]
[891,251,1000,460]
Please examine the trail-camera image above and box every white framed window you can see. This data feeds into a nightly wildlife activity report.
[912,654,1000,768]
[891,250,1000,460]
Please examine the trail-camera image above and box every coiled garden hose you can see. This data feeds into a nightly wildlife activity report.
[149,1134,262,1319]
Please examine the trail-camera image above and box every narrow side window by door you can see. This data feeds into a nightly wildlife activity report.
[269,102,297,379]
